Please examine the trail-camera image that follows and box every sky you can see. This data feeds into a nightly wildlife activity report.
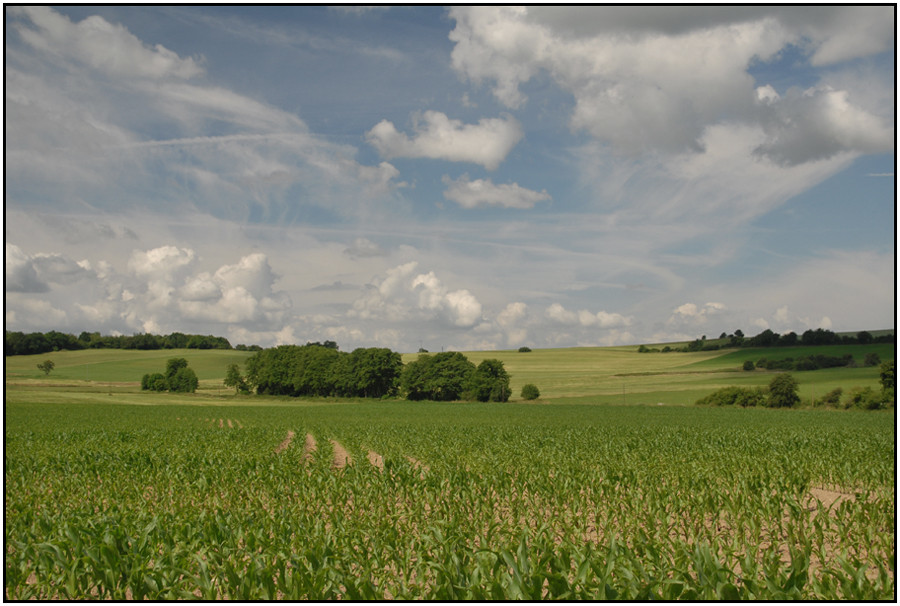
[5,5,896,352]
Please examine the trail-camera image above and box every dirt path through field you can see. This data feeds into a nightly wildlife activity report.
[303,433,317,463]
[367,450,384,471]
[274,430,295,454]
[331,440,352,469]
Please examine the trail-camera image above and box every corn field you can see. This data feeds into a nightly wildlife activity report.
[5,401,894,600]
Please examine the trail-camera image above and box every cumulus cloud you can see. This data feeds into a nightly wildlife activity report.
[366,110,523,170]
[6,244,97,293]
[128,245,196,278]
[6,244,50,293]
[350,262,484,328]
[496,301,529,346]
[448,6,892,159]
[5,245,295,337]
[545,302,631,328]
[170,253,291,326]
[442,174,551,209]
[667,301,727,327]
[754,86,893,165]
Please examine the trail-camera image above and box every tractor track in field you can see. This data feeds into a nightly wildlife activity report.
[367,450,384,471]
[330,439,351,469]
[302,433,317,464]
[274,430,295,454]
[201,417,243,429]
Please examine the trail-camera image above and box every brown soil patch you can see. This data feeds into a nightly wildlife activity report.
[367,450,384,471]
[274,430,296,454]
[227,419,234,429]
[218,418,224,428]
[406,456,429,472]
[331,440,352,469]
[303,433,317,463]
[806,486,855,511]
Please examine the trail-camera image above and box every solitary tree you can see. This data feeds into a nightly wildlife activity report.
[37,359,55,375]
[768,373,800,408]
[880,360,895,391]
[224,363,248,394]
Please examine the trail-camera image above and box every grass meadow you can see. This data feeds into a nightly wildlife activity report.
[4,342,895,599]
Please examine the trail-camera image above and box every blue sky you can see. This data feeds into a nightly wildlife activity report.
[5,6,895,351]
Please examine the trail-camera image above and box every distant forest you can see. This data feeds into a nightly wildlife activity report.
[4,326,894,358]
[3,330,253,356]
[638,328,894,353]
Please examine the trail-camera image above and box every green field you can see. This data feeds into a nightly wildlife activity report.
[7,341,891,406]
[4,343,895,599]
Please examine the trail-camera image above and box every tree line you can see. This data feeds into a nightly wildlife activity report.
[4,330,252,356]
[746,352,882,372]
[697,361,895,411]
[225,345,513,402]
[639,328,894,353]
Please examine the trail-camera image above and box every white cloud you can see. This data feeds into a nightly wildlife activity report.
[755,86,893,165]
[442,175,551,209]
[10,6,203,80]
[128,245,196,278]
[350,262,484,328]
[797,6,895,66]
[6,244,50,293]
[546,302,631,329]
[448,6,892,159]
[666,301,727,328]
[366,110,523,170]
[6,7,405,226]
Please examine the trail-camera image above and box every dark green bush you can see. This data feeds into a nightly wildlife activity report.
[696,386,766,407]
[845,386,884,410]
[768,373,800,408]
[864,352,881,367]
[818,387,843,408]
[520,384,541,400]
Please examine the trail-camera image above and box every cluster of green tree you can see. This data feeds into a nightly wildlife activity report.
[401,352,511,402]
[746,352,882,372]
[141,358,199,393]
[640,328,894,353]
[237,344,403,398]
[232,345,516,402]
[5,330,242,356]
[697,374,809,409]
[698,361,895,411]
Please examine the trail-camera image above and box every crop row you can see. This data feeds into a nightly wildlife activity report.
[5,402,894,599]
